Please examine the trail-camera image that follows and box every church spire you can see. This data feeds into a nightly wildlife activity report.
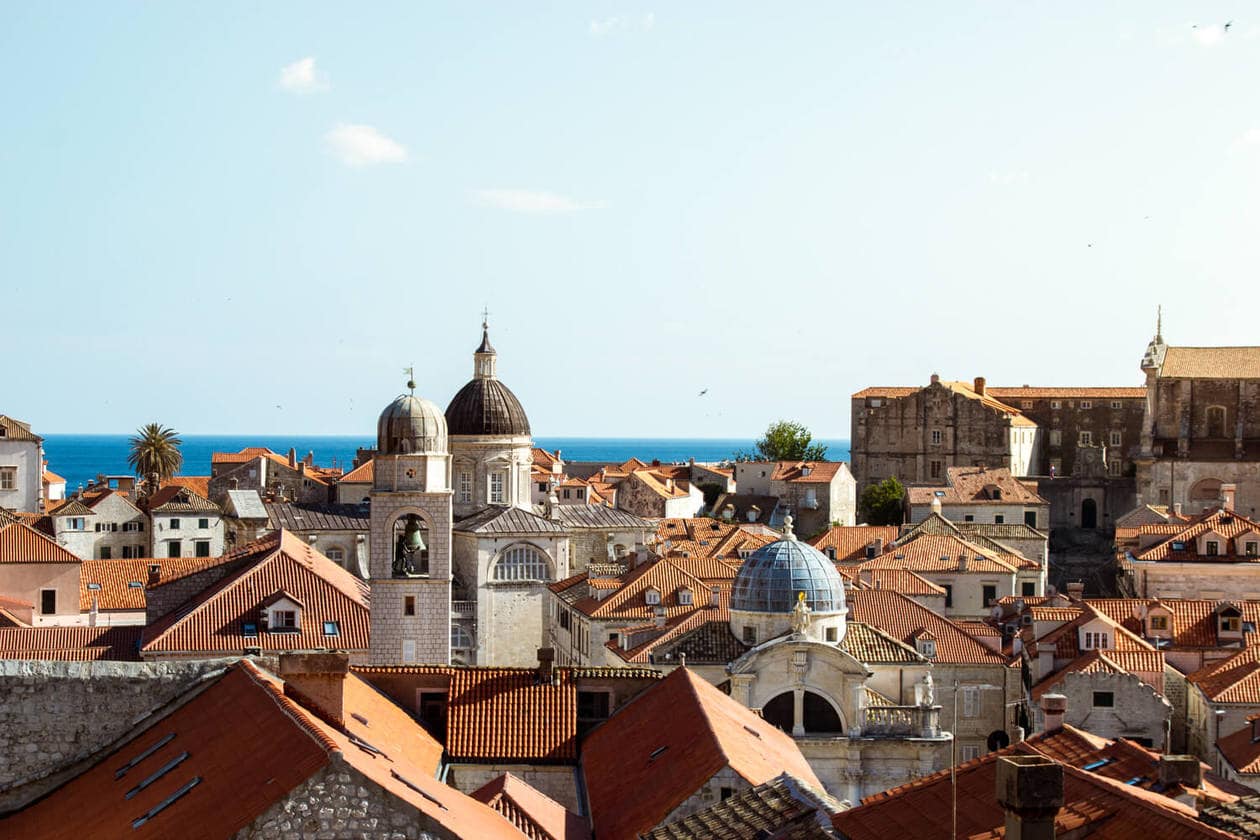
[474,309,497,379]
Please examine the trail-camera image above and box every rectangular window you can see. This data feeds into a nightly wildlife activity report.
[1206,540,1220,556]
[166,541,181,558]
[169,518,180,530]
[402,639,417,662]
[1024,511,1037,527]
[1083,631,1109,650]
[929,460,942,479]
[577,690,611,722]
[124,521,144,532]
[0,467,15,490]
[194,541,210,558]
[459,472,473,503]
[1080,400,1093,410]
[273,610,297,629]
[489,472,505,504]
[825,626,838,642]
[743,626,756,645]
[122,546,134,559]
[1051,401,1061,410]
[1078,431,1093,445]
[943,584,953,609]
[1222,616,1242,633]
[198,518,209,529]
[40,589,56,615]
[931,429,942,445]
[961,744,982,761]
[563,488,571,499]
[100,546,112,559]
[1111,401,1123,409]
[962,686,980,718]
[994,514,1005,524]
[1109,431,1122,447]
[1108,459,1122,476]
[1092,691,1115,708]
[560,610,570,630]
[1149,615,1168,630]
[323,621,339,636]
[964,515,975,522]
[982,584,997,606]
[1022,581,1036,597]
[404,595,416,616]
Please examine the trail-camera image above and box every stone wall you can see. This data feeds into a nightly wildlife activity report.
[446,763,580,812]
[0,658,229,808]
[236,757,457,840]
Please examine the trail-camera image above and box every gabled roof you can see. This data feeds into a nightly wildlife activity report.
[446,668,577,762]
[470,773,590,840]
[338,459,374,483]
[1130,508,1260,563]
[846,589,1007,664]
[47,498,96,518]
[0,661,521,840]
[1030,649,1166,701]
[642,772,844,840]
[140,530,369,655]
[1161,346,1260,379]
[808,525,899,563]
[842,621,927,664]
[656,517,775,567]
[1189,648,1260,704]
[770,461,846,484]
[545,504,651,530]
[1086,598,1260,649]
[563,557,710,621]
[82,487,143,514]
[142,485,221,514]
[456,505,566,535]
[907,465,1047,506]
[1217,719,1260,776]
[985,387,1147,399]
[80,559,152,611]
[163,475,212,499]
[858,532,1037,574]
[627,469,690,499]
[582,667,820,840]
[0,521,82,564]
[42,469,65,485]
[0,415,41,442]
[265,501,369,531]
[0,626,142,661]
[837,567,947,598]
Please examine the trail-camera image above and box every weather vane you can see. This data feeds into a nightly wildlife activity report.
[403,363,415,395]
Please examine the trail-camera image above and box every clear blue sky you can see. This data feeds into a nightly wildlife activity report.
[4,3,1259,438]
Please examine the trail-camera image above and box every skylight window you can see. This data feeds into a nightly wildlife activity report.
[1171,541,1186,551]
[127,581,144,588]
[115,733,175,779]
[125,752,189,800]
[242,623,258,637]
[649,745,669,761]
[934,491,947,497]
[87,582,102,590]
[131,777,201,829]
[323,621,340,636]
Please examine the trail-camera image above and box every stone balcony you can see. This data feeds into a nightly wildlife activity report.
[856,704,943,739]
[450,600,477,619]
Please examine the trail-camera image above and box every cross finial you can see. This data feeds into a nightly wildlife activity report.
[481,305,490,331]
[403,364,415,395]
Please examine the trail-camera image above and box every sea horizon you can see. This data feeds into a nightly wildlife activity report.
[41,434,852,494]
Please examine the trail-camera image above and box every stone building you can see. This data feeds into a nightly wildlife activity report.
[906,465,1049,530]
[1135,324,1260,517]
[1119,500,1260,600]
[208,446,341,504]
[732,460,856,534]
[0,415,43,514]
[139,485,225,559]
[0,520,82,626]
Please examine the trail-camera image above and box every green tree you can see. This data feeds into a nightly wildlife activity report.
[128,423,183,487]
[734,420,828,462]
[859,476,905,526]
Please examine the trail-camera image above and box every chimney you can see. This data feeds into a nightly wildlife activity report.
[872,537,884,555]
[748,505,761,523]
[958,554,968,572]
[995,755,1063,840]
[1040,693,1067,733]
[287,448,297,468]
[931,496,942,514]
[974,376,987,396]
[1066,581,1085,601]
[280,652,351,728]
[1157,755,1203,791]
[536,647,555,684]
[710,585,721,607]
[1222,483,1237,513]
[305,451,314,466]
[147,563,161,586]
[654,606,667,627]
[1173,502,1183,517]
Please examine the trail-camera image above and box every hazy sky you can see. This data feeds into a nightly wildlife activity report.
[4,3,1259,438]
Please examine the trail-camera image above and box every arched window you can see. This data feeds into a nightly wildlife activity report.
[451,623,474,650]
[491,545,550,582]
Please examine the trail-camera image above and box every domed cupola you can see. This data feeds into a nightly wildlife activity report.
[445,323,531,437]
[378,380,448,456]
[730,516,847,646]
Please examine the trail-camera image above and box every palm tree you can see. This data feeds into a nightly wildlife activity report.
[128,423,183,488]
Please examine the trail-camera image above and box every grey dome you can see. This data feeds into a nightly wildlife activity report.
[445,379,531,437]
[378,394,448,455]
[731,537,847,613]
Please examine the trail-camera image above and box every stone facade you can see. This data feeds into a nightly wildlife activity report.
[0,658,227,808]
[449,436,533,520]
[1032,670,1171,748]
[444,764,579,813]
[0,418,43,513]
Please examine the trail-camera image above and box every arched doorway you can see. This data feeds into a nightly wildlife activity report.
[988,730,1011,751]
[762,692,794,734]
[1081,498,1098,529]
[803,691,844,733]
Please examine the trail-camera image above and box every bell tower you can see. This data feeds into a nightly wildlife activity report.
[368,375,453,665]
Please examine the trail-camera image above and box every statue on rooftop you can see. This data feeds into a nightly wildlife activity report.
[790,590,812,635]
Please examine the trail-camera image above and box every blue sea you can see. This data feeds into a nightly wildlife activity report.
[41,435,850,493]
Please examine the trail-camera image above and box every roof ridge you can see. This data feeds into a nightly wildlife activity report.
[237,660,341,754]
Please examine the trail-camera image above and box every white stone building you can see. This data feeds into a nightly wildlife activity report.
[0,415,44,513]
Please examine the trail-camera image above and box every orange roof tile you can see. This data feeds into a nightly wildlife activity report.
[0,521,82,564]
[583,668,820,840]
[846,589,1007,664]
[1086,598,1260,649]
[42,469,65,484]
[859,532,1036,574]
[568,557,710,622]
[339,460,374,483]
[445,668,578,762]
[907,465,1047,507]
[628,469,690,499]
[986,387,1147,399]
[80,559,152,612]
[1218,719,1260,775]
[471,773,590,840]
[1130,508,1260,563]
[1188,647,1260,704]
[140,530,369,655]
[809,525,899,563]
[164,475,212,498]
[1031,650,1166,701]
[770,461,845,483]
[0,626,142,661]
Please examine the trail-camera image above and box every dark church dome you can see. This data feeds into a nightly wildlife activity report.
[445,379,531,437]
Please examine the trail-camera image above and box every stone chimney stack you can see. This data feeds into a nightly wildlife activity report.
[280,652,351,728]
[288,448,297,468]
[536,647,555,684]
[147,562,161,586]
[654,605,667,628]
[1040,693,1067,733]
[974,376,987,396]
[1222,483,1237,513]
[873,537,885,555]
[710,585,721,607]
[995,755,1063,840]
[1066,581,1085,601]
[1157,755,1203,791]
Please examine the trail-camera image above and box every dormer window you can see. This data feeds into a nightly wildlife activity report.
[1222,616,1242,633]
[916,638,937,658]
[262,593,303,633]
[1148,615,1169,631]
[645,588,661,606]
[273,610,298,630]
[678,588,693,606]
[1082,631,1109,650]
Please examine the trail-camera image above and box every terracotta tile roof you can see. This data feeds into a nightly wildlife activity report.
[609,595,735,665]
[141,485,221,514]
[851,387,919,399]
[955,619,1002,638]
[1161,346,1260,379]
[628,469,690,499]
[842,621,926,663]
[46,498,96,518]
[0,626,141,660]
[0,608,29,628]
[0,521,82,564]
[770,461,845,483]
[264,501,369,531]
[470,773,590,840]
[846,589,1007,664]
[908,466,1047,507]
[210,446,279,463]
[338,459,374,483]
[985,387,1147,399]
[0,414,41,442]
[567,557,711,622]
[1189,648,1260,704]
[80,559,152,611]
[642,772,844,840]
[1031,650,1166,701]
[81,487,143,514]
[140,530,369,655]
[532,448,562,469]
[583,668,821,840]
[445,668,578,762]
[808,525,899,563]
[1033,607,1153,662]
[858,532,1035,574]
[145,553,245,588]
[1130,508,1260,563]
[839,567,948,597]
[1086,598,1260,650]
[42,469,65,484]
[1218,721,1260,776]
[837,736,1239,840]
[0,661,519,840]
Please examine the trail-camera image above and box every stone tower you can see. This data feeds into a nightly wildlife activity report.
[368,379,452,665]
